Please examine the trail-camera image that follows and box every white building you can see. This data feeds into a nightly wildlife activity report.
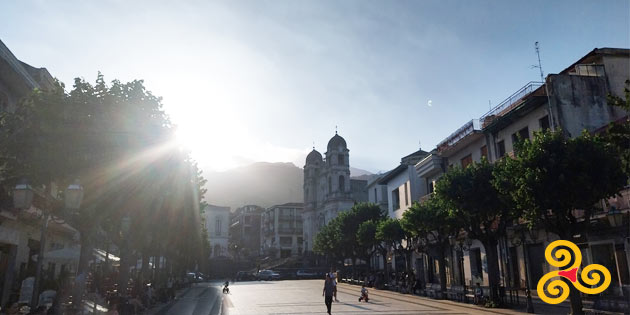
[203,204,230,259]
[377,150,429,219]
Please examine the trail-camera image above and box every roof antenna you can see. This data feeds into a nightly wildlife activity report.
[335,125,338,134]
[533,42,545,83]
[489,100,492,111]
[533,41,555,131]
[418,140,421,150]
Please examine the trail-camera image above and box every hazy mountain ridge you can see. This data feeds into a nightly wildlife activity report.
[203,162,372,210]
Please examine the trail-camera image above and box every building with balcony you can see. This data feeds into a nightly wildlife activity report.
[302,133,368,253]
[411,47,630,308]
[229,205,264,260]
[0,40,78,306]
[261,203,303,259]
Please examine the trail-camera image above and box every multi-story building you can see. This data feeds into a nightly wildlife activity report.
[0,40,79,306]
[203,204,230,259]
[414,47,630,305]
[302,133,368,252]
[261,203,303,259]
[229,205,264,259]
[378,149,429,219]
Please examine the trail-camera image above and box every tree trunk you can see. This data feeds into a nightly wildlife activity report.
[117,242,131,297]
[437,245,447,299]
[566,278,584,314]
[483,238,501,304]
[381,249,390,287]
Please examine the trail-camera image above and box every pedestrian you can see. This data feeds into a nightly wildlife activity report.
[358,285,369,302]
[322,274,335,315]
[328,268,338,302]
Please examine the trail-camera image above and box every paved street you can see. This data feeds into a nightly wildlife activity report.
[221,280,552,315]
[150,283,222,315]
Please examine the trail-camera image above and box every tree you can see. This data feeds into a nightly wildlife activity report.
[0,74,207,305]
[496,129,626,314]
[605,79,630,177]
[435,158,513,304]
[376,218,405,284]
[402,197,456,297]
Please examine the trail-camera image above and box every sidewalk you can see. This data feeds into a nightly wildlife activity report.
[337,282,624,315]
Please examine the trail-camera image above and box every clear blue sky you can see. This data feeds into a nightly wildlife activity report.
[1,0,628,173]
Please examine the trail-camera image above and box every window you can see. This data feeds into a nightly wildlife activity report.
[428,180,434,194]
[511,127,529,152]
[539,115,550,131]
[460,154,473,168]
[338,154,344,165]
[404,182,409,206]
[280,237,293,247]
[470,248,483,283]
[215,217,222,236]
[497,140,506,158]
[392,188,400,210]
[480,146,488,160]
[339,175,345,192]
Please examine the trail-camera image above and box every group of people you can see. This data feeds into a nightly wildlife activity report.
[322,268,369,315]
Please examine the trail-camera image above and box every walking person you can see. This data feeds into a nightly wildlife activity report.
[323,274,335,315]
[328,268,339,302]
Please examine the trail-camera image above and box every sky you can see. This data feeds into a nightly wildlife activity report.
[1,0,629,173]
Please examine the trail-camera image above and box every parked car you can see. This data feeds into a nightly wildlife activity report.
[296,270,319,279]
[236,271,257,281]
[258,270,281,281]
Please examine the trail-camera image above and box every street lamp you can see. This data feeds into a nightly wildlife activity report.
[509,227,535,313]
[13,180,84,308]
[13,180,34,209]
[64,180,84,210]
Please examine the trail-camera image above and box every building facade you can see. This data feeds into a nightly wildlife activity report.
[204,204,230,259]
[261,203,303,259]
[412,47,630,306]
[0,40,78,306]
[302,133,368,252]
[229,204,264,260]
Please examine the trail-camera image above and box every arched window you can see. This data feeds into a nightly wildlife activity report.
[338,154,344,165]
[214,244,221,257]
[328,177,332,194]
[339,176,345,192]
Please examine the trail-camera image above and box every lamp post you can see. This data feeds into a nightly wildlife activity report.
[510,228,535,313]
[13,180,83,308]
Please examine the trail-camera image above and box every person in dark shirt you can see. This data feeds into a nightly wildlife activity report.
[322,274,335,315]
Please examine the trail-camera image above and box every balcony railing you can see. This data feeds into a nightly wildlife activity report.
[480,81,543,124]
[437,119,480,152]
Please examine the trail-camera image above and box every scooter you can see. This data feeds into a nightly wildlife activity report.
[358,292,369,302]
[222,282,230,294]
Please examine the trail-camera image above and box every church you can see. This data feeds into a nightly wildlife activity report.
[302,132,368,252]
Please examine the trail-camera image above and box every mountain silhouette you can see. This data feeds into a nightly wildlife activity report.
[202,162,371,210]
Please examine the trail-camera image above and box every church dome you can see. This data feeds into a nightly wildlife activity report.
[306,149,323,164]
[327,133,347,151]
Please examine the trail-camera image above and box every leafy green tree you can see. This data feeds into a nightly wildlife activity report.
[0,74,207,304]
[376,218,405,284]
[313,219,343,266]
[605,79,630,177]
[495,129,626,314]
[435,159,513,304]
[402,197,456,297]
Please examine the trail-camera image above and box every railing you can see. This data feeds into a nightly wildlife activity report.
[436,119,480,152]
[480,81,543,123]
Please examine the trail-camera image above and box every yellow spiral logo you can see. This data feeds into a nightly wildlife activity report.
[537,240,611,304]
